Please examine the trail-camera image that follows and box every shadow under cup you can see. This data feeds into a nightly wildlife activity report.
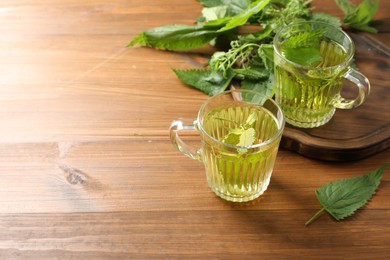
[170,90,285,202]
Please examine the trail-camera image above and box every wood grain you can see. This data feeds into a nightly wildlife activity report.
[0,0,389,259]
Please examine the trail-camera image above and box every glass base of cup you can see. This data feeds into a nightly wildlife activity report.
[210,179,270,202]
[212,188,265,202]
[285,109,335,128]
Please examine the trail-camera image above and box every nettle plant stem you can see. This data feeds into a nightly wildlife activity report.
[305,208,326,226]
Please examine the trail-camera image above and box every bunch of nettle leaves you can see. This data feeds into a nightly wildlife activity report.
[129,0,379,97]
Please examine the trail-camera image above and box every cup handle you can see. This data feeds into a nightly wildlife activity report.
[334,67,370,109]
[169,118,202,161]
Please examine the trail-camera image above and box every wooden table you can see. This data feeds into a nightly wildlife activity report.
[0,0,388,259]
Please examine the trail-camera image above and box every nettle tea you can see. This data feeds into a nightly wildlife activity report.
[202,103,280,202]
[273,21,370,128]
[170,89,284,202]
[275,39,348,127]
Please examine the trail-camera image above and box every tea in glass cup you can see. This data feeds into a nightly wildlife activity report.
[170,89,285,202]
[273,21,370,128]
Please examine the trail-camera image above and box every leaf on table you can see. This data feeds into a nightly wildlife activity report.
[238,26,273,43]
[202,6,229,21]
[200,0,251,11]
[200,0,251,17]
[257,44,274,70]
[232,67,269,80]
[334,0,357,14]
[173,68,234,96]
[335,0,379,33]
[260,0,311,33]
[241,72,275,101]
[128,24,223,51]
[310,12,342,28]
[306,163,388,226]
[217,0,271,32]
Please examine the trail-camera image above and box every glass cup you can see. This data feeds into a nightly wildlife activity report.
[273,21,370,128]
[169,89,285,202]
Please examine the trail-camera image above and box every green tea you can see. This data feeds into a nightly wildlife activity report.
[201,103,281,202]
[275,39,349,128]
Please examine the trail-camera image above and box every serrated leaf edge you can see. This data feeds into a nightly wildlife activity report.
[306,163,388,226]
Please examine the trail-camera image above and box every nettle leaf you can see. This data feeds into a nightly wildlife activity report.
[238,26,273,43]
[336,0,379,33]
[334,0,357,15]
[218,0,271,32]
[199,0,225,7]
[260,0,311,33]
[241,72,275,101]
[311,12,342,28]
[238,128,256,146]
[200,0,251,16]
[202,6,228,21]
[173,69,234,96]
[223,131,241,146]
[245,111,257,126]
[344,0,379,33]
[232,67,269,80]
[257,44,274,70]
[220,111,258,154]
[128,24,222,51]
[305,164,388,226]
[283,30,324,49]
[237,128,256,154]
[284,47,323,67]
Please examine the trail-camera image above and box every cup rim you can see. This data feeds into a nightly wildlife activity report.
[273,20,355,71]
[196,89,285,150]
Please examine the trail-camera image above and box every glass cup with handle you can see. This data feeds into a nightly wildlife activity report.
[273,21,370,128]
[169,89,285,202]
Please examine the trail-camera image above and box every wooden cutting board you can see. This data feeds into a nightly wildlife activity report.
[281,33,390,161]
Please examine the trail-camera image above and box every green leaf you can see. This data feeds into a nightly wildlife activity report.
[202,6,228,21]
[219,110,258,154]
[173,69,234,96]
[199,0,225,7]
[257,44,274,70]
[200,0,251,16]
[260,0,312,33]
[241,72,275,101]
[232,67,269,80]
[283,30,324,49]
[345,0,379,33]
[209,41,259,77]
[218,0,271,32]
[222,126,256,154]
[335,0,379,33]
[305,163,388,225]
[245,111,258,126]
[334,0,356,15]
[281,29,325,67]
[284,47,323,67]
[128,24,223,50]
[204,17,232,28]
[310,12,342,28]
[237,127,256,153]
[238,26,274,43]
[223,131,241,145]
